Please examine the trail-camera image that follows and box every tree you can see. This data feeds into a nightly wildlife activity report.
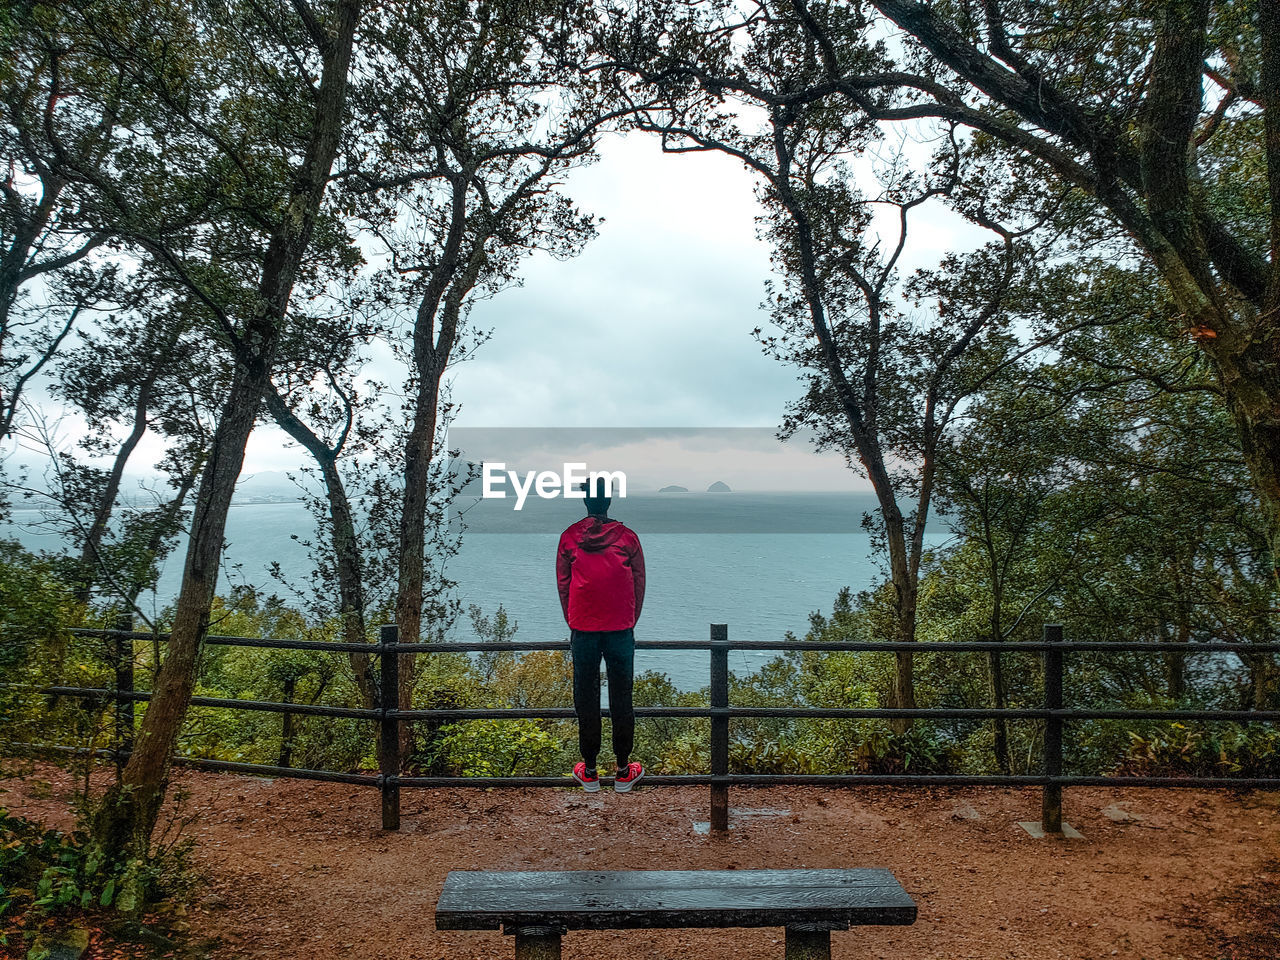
[318,0,613,759]
[219,1,616,769]
[935,378,1086,772]
[9,0,368,854]
[263,275,383,709]
[596,2,1050,723]
[934,256,1276,760]
[45,291,225,611]
[0,5,119,441]
[1040,274,1276,707]
[779,0,1280,589]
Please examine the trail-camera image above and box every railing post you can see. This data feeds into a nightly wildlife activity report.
[379,623,401,831]
[114,612,134,775]
[1041,623,1064,834]
[710,623,729,833]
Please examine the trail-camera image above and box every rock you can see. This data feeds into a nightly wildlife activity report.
[1102,803,1145,822]
[658,485,688,493]
[32,928,90,960]
[130,925,179,951]
[707,480,731,492]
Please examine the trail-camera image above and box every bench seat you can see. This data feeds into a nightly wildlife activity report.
[436,867,916,958]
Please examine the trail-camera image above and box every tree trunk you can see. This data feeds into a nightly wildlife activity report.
[93,356,274,855]
[73,370,159,603]
[394,372,441,762]
[278,676,296,768]
[1241,652,1280,710]
[264,390,376,709]
[889,593,918,735]
[1165,650,1186,702]
[321,454,377,709]
[0,179,62,344]
[0,175,73,439]
[987,650,1011,775]
[392,175,473,766]
[881,500,918,734]
[1219,358,1280,593]
[1166,620,1188,703]
[987,577,1011,774]
[763,125,921,733]
[91,0,362,857]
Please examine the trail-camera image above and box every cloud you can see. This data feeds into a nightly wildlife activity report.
[6,131,974,499]
[235,132,978,489]
[441,134,799,429]
[450,427,864,492]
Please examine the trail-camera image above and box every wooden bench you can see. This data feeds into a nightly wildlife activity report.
[435,867,917,959]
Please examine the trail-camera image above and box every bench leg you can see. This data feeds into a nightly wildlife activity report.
[784,925,831,960]
[512,926,561,960]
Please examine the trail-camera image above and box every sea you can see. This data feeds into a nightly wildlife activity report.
[4,491,951,690]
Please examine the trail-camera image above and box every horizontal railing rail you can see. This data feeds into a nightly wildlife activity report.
[17,684,1280,725]
[19,742,1279,792]
[57,627,1280,654]
[4,621,1276,833]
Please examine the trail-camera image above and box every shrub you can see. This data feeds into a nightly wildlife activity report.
[1111,722,1280,778]
[730,738,820,774]
[633,670,707,772]
[821,721,962,775]
[0,806,197,955]
[425,719,563,776]
[650,735,710,775]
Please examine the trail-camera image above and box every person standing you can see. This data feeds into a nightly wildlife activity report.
[557,476,646,792]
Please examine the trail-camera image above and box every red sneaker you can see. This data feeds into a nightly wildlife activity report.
[573,762,600,792]
[614,761,644,793]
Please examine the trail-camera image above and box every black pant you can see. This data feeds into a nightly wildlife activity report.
[570,628,635,770]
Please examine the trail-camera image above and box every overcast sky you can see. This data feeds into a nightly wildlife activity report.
[448,134,786,427]
[253,129,973,491]
[226,131,839,486]
[5,126,981,496]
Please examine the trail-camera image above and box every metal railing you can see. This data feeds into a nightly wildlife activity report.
[9,620,1280,834]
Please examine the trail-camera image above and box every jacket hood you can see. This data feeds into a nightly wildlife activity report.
[576,516,625,552]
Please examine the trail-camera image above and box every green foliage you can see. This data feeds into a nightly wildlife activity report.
[632,670,708,773]
[486,651,573,710]
[7,541,1273,790]
[469,603,518,684]
[1111,723,1280,779]
[0,805,195,953]
[0,542,120,779]
[0,540,80,694]
[0,541,79,640]
[835,723,961,775]
[425,720,562,777]
[651,736,710,775]
[729,738,820,775]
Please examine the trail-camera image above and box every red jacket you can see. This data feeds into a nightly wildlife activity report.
[557,516,645,631]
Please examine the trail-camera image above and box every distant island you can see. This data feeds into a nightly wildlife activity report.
[658,485,689,493]
[707,481,731,493]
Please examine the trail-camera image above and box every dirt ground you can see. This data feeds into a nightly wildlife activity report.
[5,766,1279,960]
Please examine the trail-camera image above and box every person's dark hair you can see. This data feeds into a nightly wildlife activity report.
[582,476,611,516]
